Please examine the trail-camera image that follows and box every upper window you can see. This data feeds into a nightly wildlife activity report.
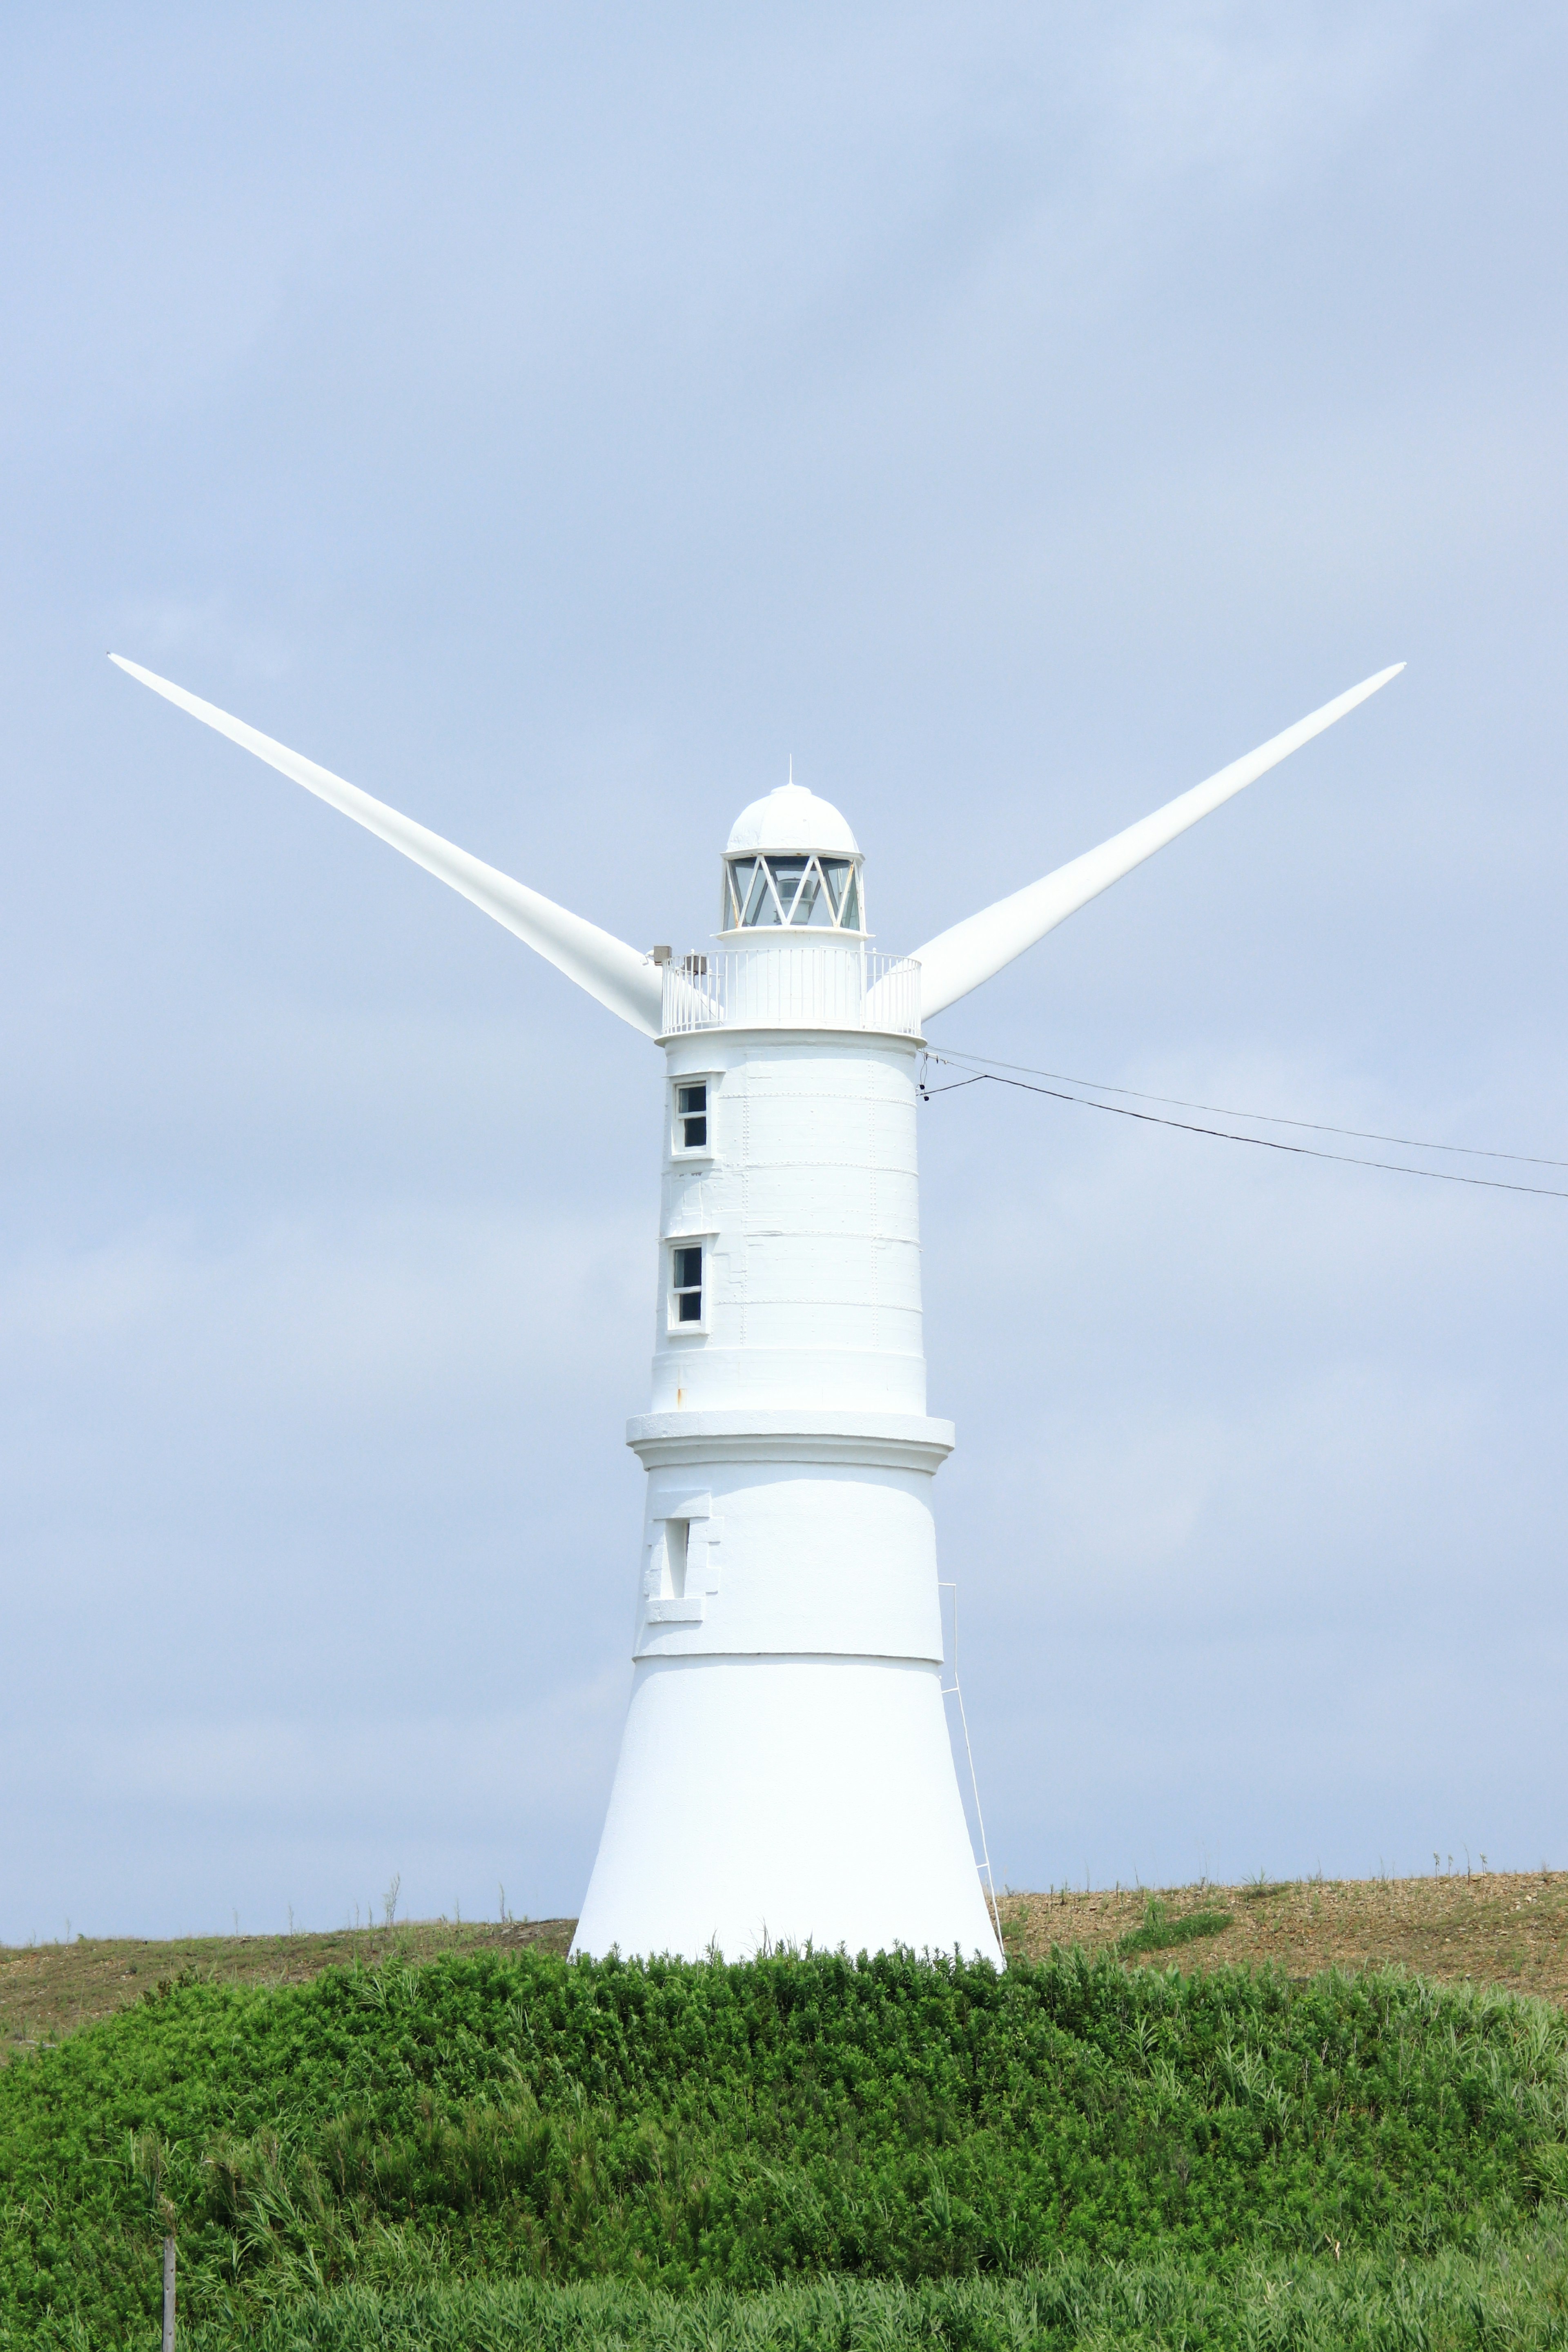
[676,1080,708,1152]
[672,1244,704,1324]
[723,853,865,933]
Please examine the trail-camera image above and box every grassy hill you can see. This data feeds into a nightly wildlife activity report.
[1,1925,1566,2346]
[4,1869,1562,2070]
[1,1876,1564,2348]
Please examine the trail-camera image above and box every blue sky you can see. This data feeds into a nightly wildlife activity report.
[2,2,1564,1939]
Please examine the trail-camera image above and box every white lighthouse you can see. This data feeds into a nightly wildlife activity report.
[574,779,998,1961]
[111,651,1401,1962]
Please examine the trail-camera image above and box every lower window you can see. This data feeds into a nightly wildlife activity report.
[673,1244,704,1324]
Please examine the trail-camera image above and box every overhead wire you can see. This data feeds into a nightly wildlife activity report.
[918,1054,1568,1202]
[929,1047,1568,1170]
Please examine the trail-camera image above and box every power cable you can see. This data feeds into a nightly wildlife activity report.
[930,1047,1568,1171]
[919,1056,1568,1202]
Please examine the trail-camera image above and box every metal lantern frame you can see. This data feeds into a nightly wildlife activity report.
[721,849,865,934]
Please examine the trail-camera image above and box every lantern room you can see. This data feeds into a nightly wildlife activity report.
[721,780,866,935]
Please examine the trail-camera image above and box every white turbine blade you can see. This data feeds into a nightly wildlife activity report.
[913,664,1404,1023]
[111,655,664,1037]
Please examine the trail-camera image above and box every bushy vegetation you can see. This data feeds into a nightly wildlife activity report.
[2,1946,1566,2348]
[192,2234,1568,2351]
[1114,1897,1234,1956]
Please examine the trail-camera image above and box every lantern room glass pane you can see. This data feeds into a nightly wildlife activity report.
[768,857,808,922]
[791,861,826,926]
[742,860,778,925]
[822,859,853,919]
[840,872,861,930]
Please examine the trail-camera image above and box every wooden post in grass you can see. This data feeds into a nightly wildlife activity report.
[161,2235,175,2351]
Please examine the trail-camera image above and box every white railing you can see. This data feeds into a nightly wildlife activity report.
[661,944,922,1037]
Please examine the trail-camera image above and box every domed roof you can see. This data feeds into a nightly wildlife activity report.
[726,780,859,859]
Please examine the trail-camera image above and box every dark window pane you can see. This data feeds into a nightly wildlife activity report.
[677,1290,703,1322]
[675,1247,703,1289]
[678,1083,706,1114]
[768,857,807,922]
[790,866,823,926]
[682,1116,707,1148]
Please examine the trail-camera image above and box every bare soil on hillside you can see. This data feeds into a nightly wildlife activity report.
[3,1871,1562,2063]
[997,1869,1568,2004]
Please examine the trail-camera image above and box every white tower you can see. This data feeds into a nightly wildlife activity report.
[574,780,998,1960]
[111,653,1402,1961]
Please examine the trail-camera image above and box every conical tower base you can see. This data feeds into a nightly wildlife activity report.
[572,1652,1001,1963]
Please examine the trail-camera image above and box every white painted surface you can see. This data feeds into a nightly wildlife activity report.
[662,944,920,1037]
[626,1407,955,1463]
[629,1458,946,1662]
[572,1655,1000,1963]
[726,780,860,857]
[651,1033,929,1416]
[575,1018,1004,1963]
[913,665,1404,1021]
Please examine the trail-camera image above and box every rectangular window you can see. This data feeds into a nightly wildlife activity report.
[673,1244,704,1323]
[676,1080,707,1151]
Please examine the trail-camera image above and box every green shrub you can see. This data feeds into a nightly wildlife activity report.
[1,1947,1565,2348]
[1116,1898,1234,1955]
